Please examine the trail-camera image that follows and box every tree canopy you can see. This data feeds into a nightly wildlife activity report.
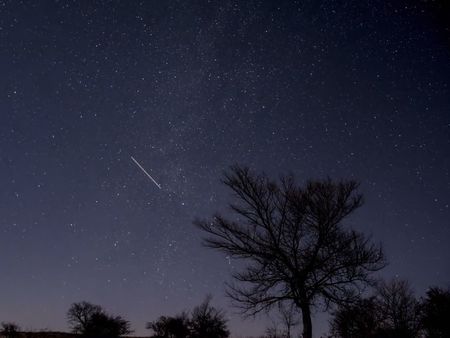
[195,166,386,338]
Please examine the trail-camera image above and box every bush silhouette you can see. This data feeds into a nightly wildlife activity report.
[147,296,229,338]
[1,322,20,338]
[147,313,190,338]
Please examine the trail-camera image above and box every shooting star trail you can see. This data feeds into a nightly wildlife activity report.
[130,156,162,189]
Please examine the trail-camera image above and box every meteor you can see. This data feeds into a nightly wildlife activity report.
[130,156,162,189]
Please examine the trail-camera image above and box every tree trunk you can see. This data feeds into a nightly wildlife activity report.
[301,305,312,338]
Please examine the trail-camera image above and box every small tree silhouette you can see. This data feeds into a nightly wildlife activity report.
[190,295,229,338]
[146,313,190,338]
[263,302,300,338]
[67,301,132,338]
[330,279,422,338]
[195,166,386,338]
[278,302,300,338]
[1,322,20,338]
[67,301,103,334]
[147,296,229,338]
[330,297,380,338]
[83,312,131,338]
[422,287,450,338]
[376,279,422,337]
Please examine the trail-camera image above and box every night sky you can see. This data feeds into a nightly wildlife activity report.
[0,1,449,337]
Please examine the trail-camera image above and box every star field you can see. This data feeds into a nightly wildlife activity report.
[0,1,449,337]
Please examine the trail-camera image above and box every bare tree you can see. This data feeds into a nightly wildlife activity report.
[264,325,283,338]
[330,296,380,338]
[67,301,103,334]
[146,313,190,338]
[263,302,300,338]
[330,279,423,338]
[195,166,386,338]
[278,302,300,338]
[190,295,230,338]
[67,301,132,338]
[422,286,450,338]
[83,312,132,338]
[146,296,229,338]
[376,279,423,337]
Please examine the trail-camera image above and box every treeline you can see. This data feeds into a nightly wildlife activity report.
[1,296,230,338]
[261,280,450,338]
[67,296,229,338]
[327,280,450,338]
[2,282,449,338]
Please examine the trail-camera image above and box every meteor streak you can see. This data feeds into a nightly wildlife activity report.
[131,156,162,189]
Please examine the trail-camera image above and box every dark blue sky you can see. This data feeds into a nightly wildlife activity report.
[0,1,449,337]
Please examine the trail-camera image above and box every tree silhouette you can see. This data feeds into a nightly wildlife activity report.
[83,312,131,338]
[147,296,229,338]
[195,166,386,338]
[67,301,132,338]
[190,295,229,338]
[330,279,422,338]
[1,322,20,338]
[330,296,381,338]
[263,325,284,338]
[277,302,300,338]
[67,301,102,334]
[422,287,450,338]
[147,313,190,338]
[375,279,422,337]
[263,302,300,338]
